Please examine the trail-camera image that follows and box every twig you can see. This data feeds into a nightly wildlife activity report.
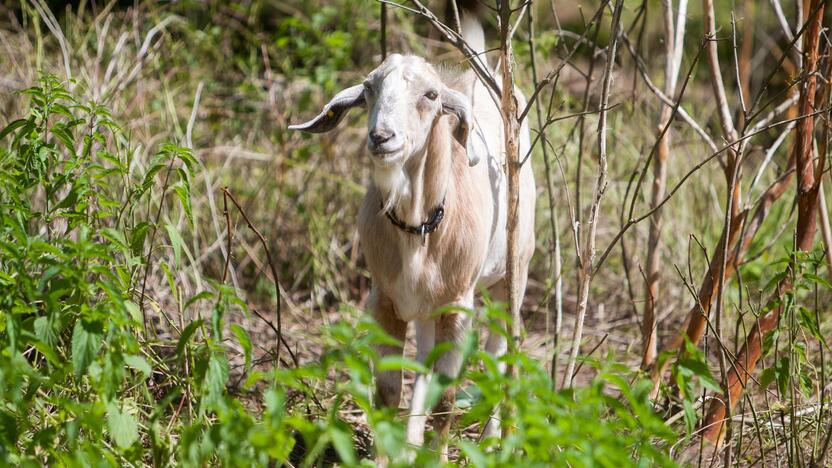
[620,32,718,153]
[221,187,284,367]
[702,0,738,142]
[519,1,609,124]
[138,160,176,330]
[562,0,624,388]
[525,0,563,387]
[599,105,828,274]
[380,2,387,59]
[571,333,609,380]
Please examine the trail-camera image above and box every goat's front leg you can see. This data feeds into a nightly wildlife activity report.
[372,289,407,409]
[431,302,473,461]
[406,296,473,455]
[406,319,435,447]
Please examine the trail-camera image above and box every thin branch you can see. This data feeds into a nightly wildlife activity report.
[221,187,285,367]
[562,0,624,388]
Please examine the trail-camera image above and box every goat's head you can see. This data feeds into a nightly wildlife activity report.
[289,54,479,167]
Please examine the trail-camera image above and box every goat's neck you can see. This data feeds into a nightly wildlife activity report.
[372,119,454,227]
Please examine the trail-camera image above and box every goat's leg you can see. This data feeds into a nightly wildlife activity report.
[406,319,435,447]
[372,289,407,409]
[431,303,473,461]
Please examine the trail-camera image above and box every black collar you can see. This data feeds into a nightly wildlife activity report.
[383,198,446,243]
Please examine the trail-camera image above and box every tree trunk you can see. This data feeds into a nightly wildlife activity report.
[498,0,522,385]
[642,0,688,369]
[701,0,826,443]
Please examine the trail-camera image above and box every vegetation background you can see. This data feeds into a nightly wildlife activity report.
[0,0,830,465]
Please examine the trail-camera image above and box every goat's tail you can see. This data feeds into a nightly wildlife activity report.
[452,0,484,58]
[460,10,485,58]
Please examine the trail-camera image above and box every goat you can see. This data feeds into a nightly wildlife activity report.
[289,15,535,458]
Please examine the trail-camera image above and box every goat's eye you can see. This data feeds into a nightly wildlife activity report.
[363,83,373,95]
[424,90,438,101]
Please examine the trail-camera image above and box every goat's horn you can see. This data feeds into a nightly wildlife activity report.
[289,84,365,133]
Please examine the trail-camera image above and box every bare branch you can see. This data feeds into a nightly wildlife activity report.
[563,0,625,388]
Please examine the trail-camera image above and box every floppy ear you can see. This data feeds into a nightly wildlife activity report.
[441,88,479,167]
[289,84,365,133]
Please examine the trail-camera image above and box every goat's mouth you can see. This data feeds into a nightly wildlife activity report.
[368,145,405,161]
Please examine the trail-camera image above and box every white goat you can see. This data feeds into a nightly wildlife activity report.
[290,17,535,457]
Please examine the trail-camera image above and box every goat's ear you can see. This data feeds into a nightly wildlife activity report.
[289,84,365,133]
[441,88,479,167]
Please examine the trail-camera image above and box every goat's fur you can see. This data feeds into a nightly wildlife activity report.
[290,21,536,459]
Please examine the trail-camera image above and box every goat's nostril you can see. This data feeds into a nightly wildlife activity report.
[370,129,395,146]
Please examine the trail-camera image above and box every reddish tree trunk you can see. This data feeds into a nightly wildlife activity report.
[701,0,826,443]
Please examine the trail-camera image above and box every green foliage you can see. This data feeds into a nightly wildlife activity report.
[757,250,831,402]
[0,75,148,463]
[667,337,722,440]
[458,327,677,466]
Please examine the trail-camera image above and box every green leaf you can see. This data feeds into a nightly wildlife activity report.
[798,306,827,346]
[176,167,190,192]
[34,316,57,349]
[72,321,101,378]
[174,185,193,227]
[140,162,167,194]
[376,356,429,374]
[101,228,129,254]
[184,291,213,310]
[804,273,832,290]
[682,400,696,439]
[0,118,30,140]
[677,357,721,393]
[775,356,790,397]
[202,354,229,409]
[759,367,776,389]
[176,319,204,360]
[160,261,177,300]
[124,301,142,324]
[328,424,356,465]
[165,223,183,267]
[51,125,75,149]
[30,339,61,366]
[123,355,152,378]
[458,439,488,465]
[231,324,252,371]
[764,271,788,292]
[107,401,138,449]
[130,222,151,256]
